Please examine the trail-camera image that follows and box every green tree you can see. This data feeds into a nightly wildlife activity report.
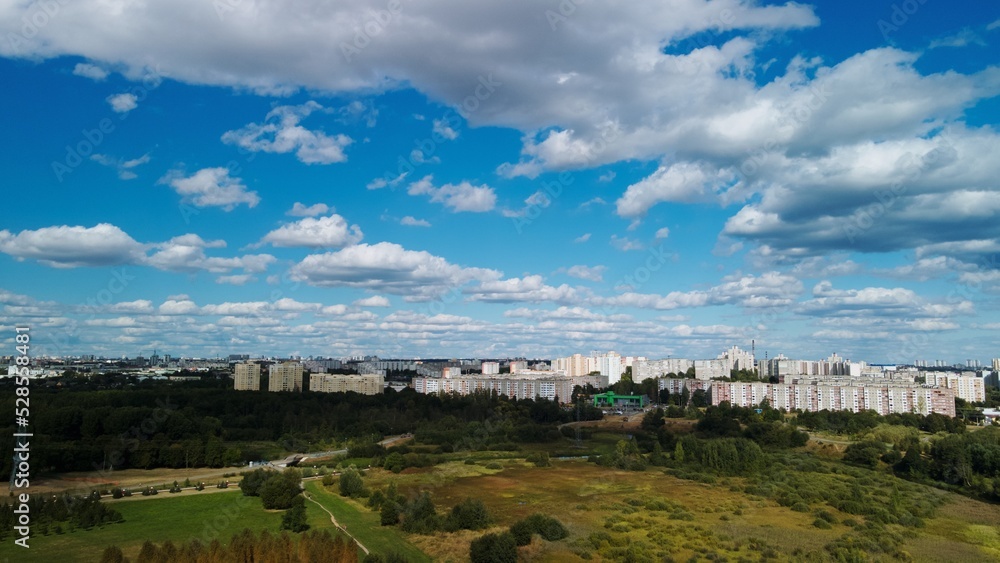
[259,469,302,509]
[240,469,274,497]
[339,466,366,498]
[401,492,440,534]
[674,441,685,463]
[380,501,400,526]
[281,496,310,532]
[641,408,665,432]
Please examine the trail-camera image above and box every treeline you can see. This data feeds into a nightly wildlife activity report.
[591,403,810,475]
[0,381,597,475]
[98,528,357,563]
[0,494,122,541]
[845,425,1000,501]
[795,408,966,435]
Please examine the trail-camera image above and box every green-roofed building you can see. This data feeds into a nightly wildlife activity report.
[593,392,645,409]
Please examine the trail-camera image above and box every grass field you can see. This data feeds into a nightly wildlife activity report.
[0,487,345,563]
[9,447,1000,562]
[331,457,1000,562]
[304,481,430,562]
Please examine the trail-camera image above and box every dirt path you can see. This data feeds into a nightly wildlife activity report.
[303,491,370,556]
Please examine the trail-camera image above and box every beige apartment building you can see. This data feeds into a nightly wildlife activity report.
[268,362,304,392]
[233,362,261,391]
[310,373,384,395]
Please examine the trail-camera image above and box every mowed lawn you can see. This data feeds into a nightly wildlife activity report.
[0,488,343,563]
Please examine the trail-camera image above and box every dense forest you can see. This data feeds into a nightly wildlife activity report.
[0,376,601,475]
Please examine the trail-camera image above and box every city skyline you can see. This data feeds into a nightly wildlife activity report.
[2,1,1000,362]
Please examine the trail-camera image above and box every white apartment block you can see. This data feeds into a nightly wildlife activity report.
[711,381,956,417]
[551,354,595,377]
[634,358,695,381]
[233,362,261,391]
[268,362,304,392]
[694,346,755,380]
[413,373,608,403]
[657,377,710,395]
[310,373,384,395]
[443,366,462,378]
[766,353,859,379]
[924,372,985,403]
[594,351,625,385]
[481,361,500,375]
[694,359,727,380]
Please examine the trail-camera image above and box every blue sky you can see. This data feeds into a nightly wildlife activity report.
[1,0,999,363]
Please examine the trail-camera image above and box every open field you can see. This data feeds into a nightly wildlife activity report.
[0,488,345,563]
[11,426,1000,563]
[304,480,431,562]
[318,458,1000,562]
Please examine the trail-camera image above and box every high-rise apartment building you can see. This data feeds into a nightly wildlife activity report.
[268,362,304,392]
[233,362,261,391]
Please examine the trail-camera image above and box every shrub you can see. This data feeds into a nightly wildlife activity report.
[446,498,490,531]
[470,532,518,563]
[510,519,533,546]
[383,452,406,473]
[485,461,503,470]
[813,518,832,529]
[842,441,886,469]
[526,452,551,467]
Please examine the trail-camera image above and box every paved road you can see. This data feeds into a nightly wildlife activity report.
[269,434,411,467]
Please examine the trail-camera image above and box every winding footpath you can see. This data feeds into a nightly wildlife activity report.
[302,491,370,556]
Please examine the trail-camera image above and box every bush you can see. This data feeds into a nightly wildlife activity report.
[843,441,886,469]
[446,498,490,531]
[812,518,832,529]
[470,532,518,563]
[383,452,406,473]
[526,452,551,467]
[509,513,569,544]
[485,462,503,470]
[510,519,533,546]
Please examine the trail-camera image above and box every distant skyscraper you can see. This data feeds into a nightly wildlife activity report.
[234,362,261,391]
